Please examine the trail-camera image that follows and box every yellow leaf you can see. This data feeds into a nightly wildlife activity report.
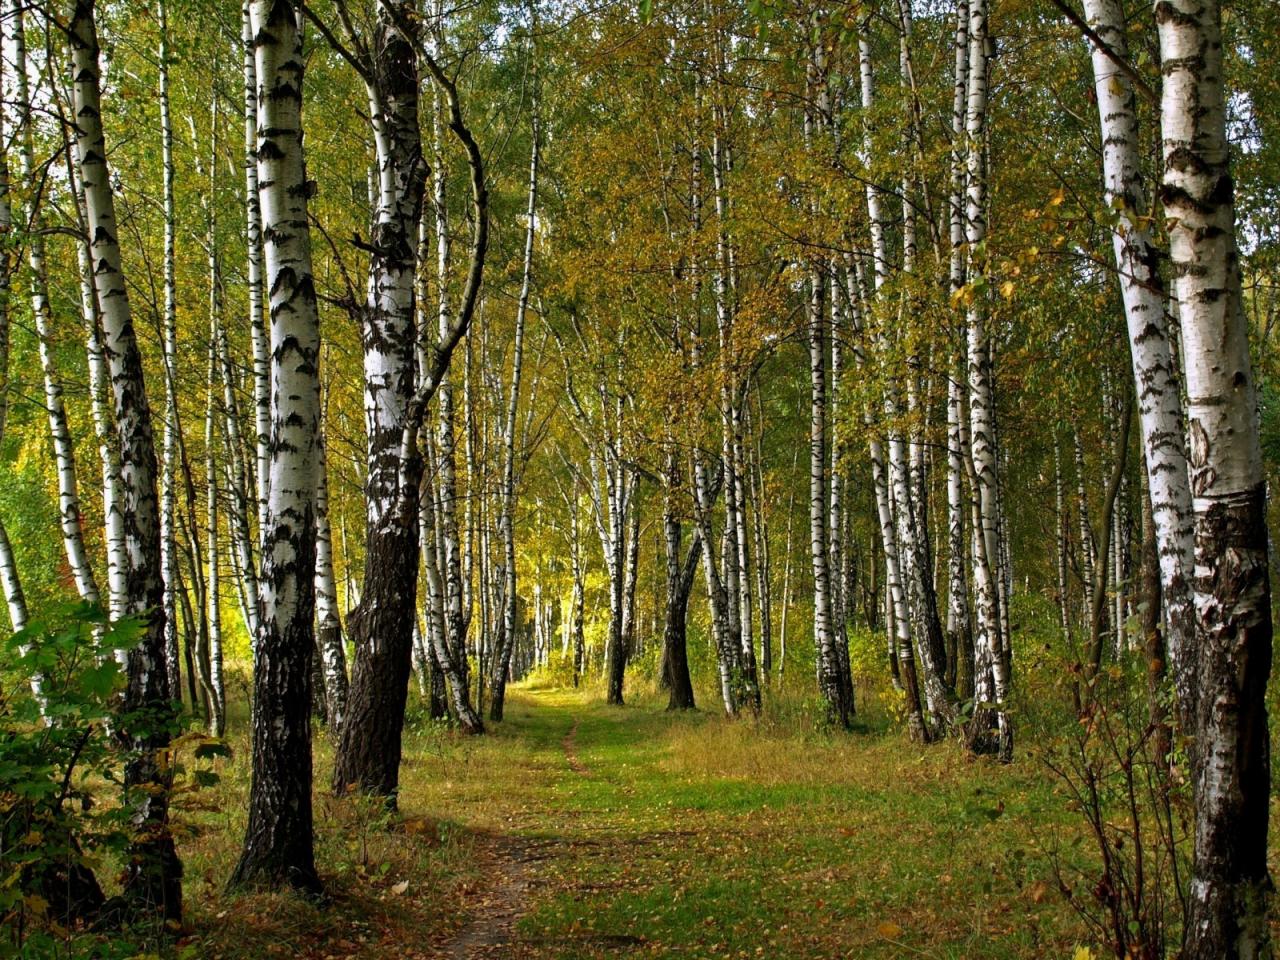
[1049,187,1066,207]
[1073,948,1097,960]
[999,280,1016,299]
[877,921,904,939]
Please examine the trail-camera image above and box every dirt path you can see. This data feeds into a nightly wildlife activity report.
[438,837,539,959]
[430,713,596,958]
[562,717,590,776]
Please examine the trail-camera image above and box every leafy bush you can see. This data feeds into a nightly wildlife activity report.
[522,650,581,691]
[1,603,139,946]
[0,603,227,955]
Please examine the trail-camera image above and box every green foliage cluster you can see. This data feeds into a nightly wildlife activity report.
[0,605,229,956]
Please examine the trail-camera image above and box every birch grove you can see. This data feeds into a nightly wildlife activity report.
[0,0,1274,948]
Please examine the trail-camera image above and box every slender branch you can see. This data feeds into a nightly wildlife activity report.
[301,0,371,80]
[1045,0,1158,106]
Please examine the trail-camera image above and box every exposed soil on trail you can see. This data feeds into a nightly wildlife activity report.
[435,836,540,959]
[562,717,590,777]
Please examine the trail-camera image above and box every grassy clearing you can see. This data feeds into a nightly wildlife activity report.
[503,689,1084,960]
[48,665,1280,959]
[150,680,1104,960]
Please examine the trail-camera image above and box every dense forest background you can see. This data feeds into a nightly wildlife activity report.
[0,0,1277,955]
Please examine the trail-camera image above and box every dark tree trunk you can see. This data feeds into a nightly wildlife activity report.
[334,523,421,798]
[488,618,512,722]
[233,574,321,894]
[428,642,449,719]
[608,492,640,706]
[1184,487,1272,958]
[330,0,427,799]
[955,616,975,703]
[570,492,586,688]
[310,643,328,723]
[20,828,105,927]
[177,567,201,715]
[663,502,701,711]
[606,600,626,704]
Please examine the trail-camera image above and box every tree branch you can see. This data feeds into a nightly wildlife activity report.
[1045,0,1158,106]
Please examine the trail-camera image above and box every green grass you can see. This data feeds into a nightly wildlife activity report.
[479,689,1083,959]
[51,680,1181,959]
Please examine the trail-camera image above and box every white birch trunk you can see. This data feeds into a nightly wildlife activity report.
[1155,0,1272,951]
[204,327,226,737]
[314,416,346,731]
[70,0,180,913]
[63,146,127,621]
[491,64,540,719]
[1081,0,1195,709]
[158,0,182,699]
[962,0,1010,757]
[231,0,322,893]
[10,1,101,610]
[243,0,269,536]
[217,327,261,642]
[0,69,42,706]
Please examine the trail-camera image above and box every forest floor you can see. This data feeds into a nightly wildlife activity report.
[163,683,1116,960]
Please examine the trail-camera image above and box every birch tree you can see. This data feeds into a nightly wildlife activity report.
[10,1,102,614]
[959,0,1010,759]
[489,39,540,721]
[230,0,322,894]
[1154,0,1272,951]
[67,0,182,918]
[326,0,431,800]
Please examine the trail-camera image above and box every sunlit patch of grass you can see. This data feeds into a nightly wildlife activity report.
[511,685,1090,959]
[174,680,495,958]
[79,671,1265,959]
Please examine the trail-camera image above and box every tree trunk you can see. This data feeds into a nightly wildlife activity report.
[13,0,102,615]
[243,0,270,537]
[569,482,586,686]
[229,0,322,896]
[961,0,1010,760]
[205,314,226,738]
[1081,0,1195,718]
[157,0,182,701]
[70,0,181,919]
[0,99,40,703]
[1155,0,1273,951]
[490,62,539,721]
[947,0,972,703]
[1139,465,1171,770]
[64,140,127,623]
[662,469,700,711]
[804,21,851,730]
[217,325,261,644]
[332,0,430,800]
[315,418,347,732]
